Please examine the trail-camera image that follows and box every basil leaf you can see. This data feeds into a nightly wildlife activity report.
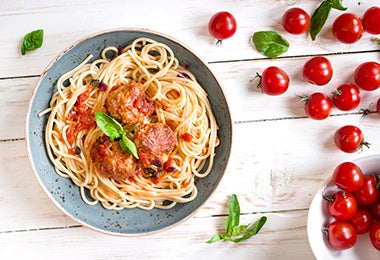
[309,1,332,41]
[330,0,347,10]
[225,194,240,236]
[232,216,267,243]
[309,0,347,41]
[252,31,289,59]
[232,225,248,237]
[21,29,44,55]
[94,112,123,140]
[207,234,224,244]
[119,134,139,159]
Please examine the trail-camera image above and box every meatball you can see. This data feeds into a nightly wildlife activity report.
[105,82,155,125]
[90,135,137,181]
[134,123,177,166]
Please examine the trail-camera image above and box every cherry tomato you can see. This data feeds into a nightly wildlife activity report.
[362,6,380,35]
[208,11,237,44]
[332,13,363,44]
[354,61,380,91]
[349,207,373,234]
[259,66,289,96]
[303,56,333,86]
[333,162,364,192]
[370,221,380,250]
[334,125,369,153]
[325,190,358,220]
[326,220,357,250]
[303,92,332,120]
[354,175,379,205]
[370,198,380,221]
[282,7,310,34]
[332,83,361,111]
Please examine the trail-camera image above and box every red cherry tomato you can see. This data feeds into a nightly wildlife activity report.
[208,11,237,44]
[362,6,380,35]
[325,190,358,220]
[354,175,379,205]
[326,220,357,250]
[370,198,380,221]
[354,61,380,91]
[332,83,361,111]
[303,56,333,86]
[259,66,290,96]
[333,162,364,192]
[334,125,369,153]
[349,208,373,234]
[370,221,380,250]
[303,92,332,120]
[332,13,363,44]
[282,7,310,34]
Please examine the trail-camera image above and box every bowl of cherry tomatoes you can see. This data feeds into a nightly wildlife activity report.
[307,155,380,259]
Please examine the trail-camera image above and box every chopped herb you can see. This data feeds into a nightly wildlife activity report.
[89,79,100,87]
[21,29,44,55]
[207,194,267,243]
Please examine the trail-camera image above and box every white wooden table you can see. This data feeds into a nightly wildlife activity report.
[1,1,380,259]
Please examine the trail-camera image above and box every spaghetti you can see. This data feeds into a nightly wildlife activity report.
[42,37,219,210]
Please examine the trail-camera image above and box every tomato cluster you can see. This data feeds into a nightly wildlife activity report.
[324,162,380,251]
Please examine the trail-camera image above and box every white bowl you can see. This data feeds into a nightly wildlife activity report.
[307,155,380,260]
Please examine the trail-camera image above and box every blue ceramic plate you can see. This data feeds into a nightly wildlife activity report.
[26,28,232,235]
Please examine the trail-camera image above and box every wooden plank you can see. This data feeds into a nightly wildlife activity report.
[0,210,314,260]
[1,51,380,140]
[2,112,379,231]
[0,0,378,78]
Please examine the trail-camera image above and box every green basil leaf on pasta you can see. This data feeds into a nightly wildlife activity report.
[119,134,139,159]
[94,112,123,141]
[231,216,267,243]
[225,194,240,236]
[21,29,44,55]
[251,31,289,59]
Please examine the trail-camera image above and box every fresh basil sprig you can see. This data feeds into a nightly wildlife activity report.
[21,29,44,55]
[207,194,267,243]
[309,0,347,41]
[252,31,289,59]
[95,112,139,159]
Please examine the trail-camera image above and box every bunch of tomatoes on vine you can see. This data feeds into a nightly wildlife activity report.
[324,161,380,250]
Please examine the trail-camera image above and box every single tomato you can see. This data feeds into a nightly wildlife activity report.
[325,220,357,250]
[282,7,310,34]
[334,125,369,153]
[208,11,237,45]
[370,221,380,250]
[332,161,364,192]
[354,61,380,91]
[349,207,373,234]
[302,92,332,120]
[332,83,361,111]
[325,190,358,220]
[370,198,380,221]
[354,175,379,205]
[303,56,333,86]
[332,13,363,44]
[259,66,290,96]
[362,6,380,34]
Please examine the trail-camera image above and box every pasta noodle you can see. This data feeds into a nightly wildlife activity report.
[42,37,219,210]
